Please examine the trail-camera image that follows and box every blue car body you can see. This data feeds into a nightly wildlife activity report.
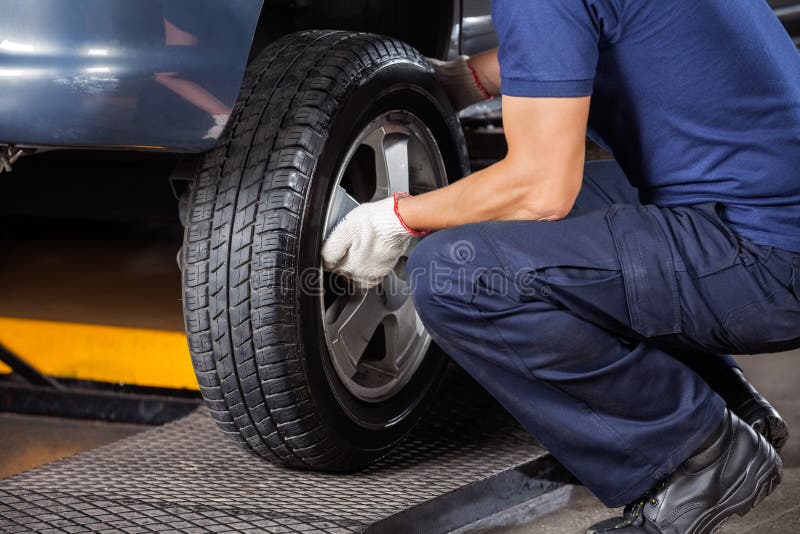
[0,0,263,152]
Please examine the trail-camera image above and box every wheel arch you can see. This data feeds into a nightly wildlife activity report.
[248,0,461,65]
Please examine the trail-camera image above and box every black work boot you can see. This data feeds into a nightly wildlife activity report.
[677,354,788,451]
[727,368,788,451]
[587,409,782,534]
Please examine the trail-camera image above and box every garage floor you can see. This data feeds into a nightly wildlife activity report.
[3,352,798,532]
[0,215,186,479]
[1,180,798,532]
[0,413,145,479]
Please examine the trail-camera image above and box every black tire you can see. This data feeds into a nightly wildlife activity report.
[182,30,469,470]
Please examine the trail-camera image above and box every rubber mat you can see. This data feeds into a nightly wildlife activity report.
[0,369,565,533]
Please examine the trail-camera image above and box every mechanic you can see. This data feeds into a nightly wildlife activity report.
[323,1,800,531]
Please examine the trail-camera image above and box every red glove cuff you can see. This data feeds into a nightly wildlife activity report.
[467,63,493,101]
[393,192,430,237]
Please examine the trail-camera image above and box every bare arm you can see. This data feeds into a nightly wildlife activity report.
[397,95,590,229]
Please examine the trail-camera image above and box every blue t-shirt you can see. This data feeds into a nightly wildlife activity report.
[494,0,800,252]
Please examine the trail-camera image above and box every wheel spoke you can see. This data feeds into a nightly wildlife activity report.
[362,126,411,199]
[383,297,424,374]
[326,288,387,378]
[383,134,410,195]
[325,185,359,237]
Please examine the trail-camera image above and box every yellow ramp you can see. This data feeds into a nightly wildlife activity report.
[0,317,198,390]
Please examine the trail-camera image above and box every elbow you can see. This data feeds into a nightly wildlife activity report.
[540,201,574,221]
[530,197,575,221]
[517,187,577,222]
[502,158,580,222]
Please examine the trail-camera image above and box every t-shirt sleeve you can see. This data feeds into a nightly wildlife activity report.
[492,0,601,97]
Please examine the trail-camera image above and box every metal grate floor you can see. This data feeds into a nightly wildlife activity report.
[0,369,565,533]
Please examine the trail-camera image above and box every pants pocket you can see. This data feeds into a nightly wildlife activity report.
[606,204,682,337]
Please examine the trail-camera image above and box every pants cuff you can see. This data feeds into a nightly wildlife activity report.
[602,394,727,507]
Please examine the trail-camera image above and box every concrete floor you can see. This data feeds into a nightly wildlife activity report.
[0,413,145,479]
[481,349,800,533]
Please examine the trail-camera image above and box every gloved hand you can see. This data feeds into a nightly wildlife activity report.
[322,193,426,289]
[427,55,492,111]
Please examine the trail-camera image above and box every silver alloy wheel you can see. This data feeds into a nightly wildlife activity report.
[321,110,447,403]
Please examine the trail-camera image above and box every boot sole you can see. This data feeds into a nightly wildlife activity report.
[692,434,783,533]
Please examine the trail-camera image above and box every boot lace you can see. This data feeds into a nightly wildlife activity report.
[615,482,667,528]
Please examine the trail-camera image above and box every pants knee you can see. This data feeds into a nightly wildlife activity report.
[407,226,484,325]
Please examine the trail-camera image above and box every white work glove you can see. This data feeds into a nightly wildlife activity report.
[322,193,426,289]
[427,55,492,111]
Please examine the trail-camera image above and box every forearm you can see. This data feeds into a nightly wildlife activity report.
[398,95,589,231]
[398,154,583,230]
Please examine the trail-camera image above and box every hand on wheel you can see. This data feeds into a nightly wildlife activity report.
[427,55,492,111]
[322,193,426,289]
